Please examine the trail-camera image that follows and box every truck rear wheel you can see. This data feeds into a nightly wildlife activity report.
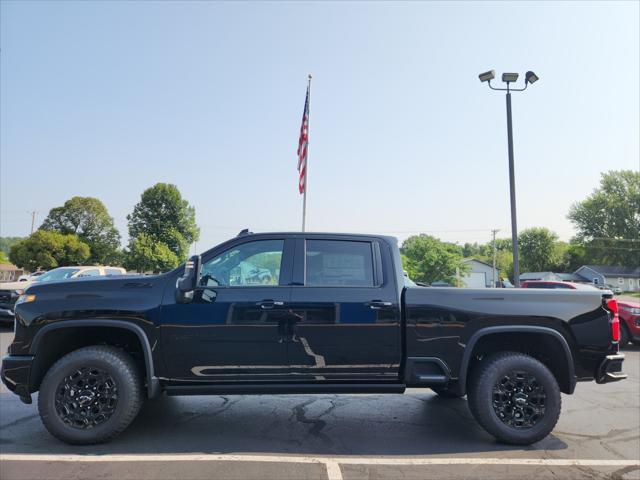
[38,345,143,445]
[467,352,561,445]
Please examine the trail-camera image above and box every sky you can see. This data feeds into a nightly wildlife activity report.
[1,1,638,253]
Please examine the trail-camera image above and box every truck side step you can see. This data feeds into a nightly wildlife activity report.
[163,383,407,396]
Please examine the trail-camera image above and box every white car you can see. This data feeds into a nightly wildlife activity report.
[17,271,46,282]
[0,266,127,324]
[0,266,127,295]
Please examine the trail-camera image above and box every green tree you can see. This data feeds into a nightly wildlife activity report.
[568,170,640,266]
[0,251,10,264]
[401,234,467,285]
[40,197,121,265]
[465,237,514,282]
[0,237,23,257]
[124,234,179,273]
[127,183,200,262]
[519,227,560,273]
[552,241,588,272]
[9,231,90,271]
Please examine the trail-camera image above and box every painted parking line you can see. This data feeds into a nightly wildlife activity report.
[2,454,639,480]
[2,453,639,467]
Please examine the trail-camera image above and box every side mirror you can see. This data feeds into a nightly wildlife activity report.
[176,255,201,303]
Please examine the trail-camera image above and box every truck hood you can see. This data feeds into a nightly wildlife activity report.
[24,274,163,294]
[15,274,171,327]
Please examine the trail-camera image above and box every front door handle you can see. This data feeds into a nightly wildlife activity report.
[367,300,392,310]
[258,299,285,310]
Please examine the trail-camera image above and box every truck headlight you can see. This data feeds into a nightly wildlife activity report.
[15,294,36,306]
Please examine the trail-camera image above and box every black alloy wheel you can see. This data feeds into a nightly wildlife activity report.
[55,367,119,429]
[491,370,546,428]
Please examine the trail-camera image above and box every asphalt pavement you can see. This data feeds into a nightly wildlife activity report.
[0,326,638,480]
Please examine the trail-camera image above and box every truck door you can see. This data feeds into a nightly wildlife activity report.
[286,237,402,381]
[160,237,293,381]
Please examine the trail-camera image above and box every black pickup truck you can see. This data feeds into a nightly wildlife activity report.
[1,231,626,445]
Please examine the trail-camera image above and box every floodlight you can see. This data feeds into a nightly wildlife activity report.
[525,71,539,85]
[478,70,496,82]
[502,72,519,83]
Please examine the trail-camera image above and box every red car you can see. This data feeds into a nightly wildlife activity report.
[619,300,640,347]
[521,281,599,290]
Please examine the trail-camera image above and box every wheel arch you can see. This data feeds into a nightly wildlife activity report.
[456,325,576,396]
[29,320,160,398]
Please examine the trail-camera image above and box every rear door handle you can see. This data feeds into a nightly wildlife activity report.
[258,299,285,310]
[367,300,392,310]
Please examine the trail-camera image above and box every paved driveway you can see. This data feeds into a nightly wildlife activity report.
[1,327,638,479]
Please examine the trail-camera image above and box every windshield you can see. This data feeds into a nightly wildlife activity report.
[34,268,81,283]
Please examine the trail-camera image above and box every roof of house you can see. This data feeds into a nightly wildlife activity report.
[578,265,640,278]
[0,264,21,271]
[519,271,560,280]
[557,273,585,282]
[462,258,500,270]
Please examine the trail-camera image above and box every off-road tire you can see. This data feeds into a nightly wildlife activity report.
[467,352,561,445]
[38,345,143,445]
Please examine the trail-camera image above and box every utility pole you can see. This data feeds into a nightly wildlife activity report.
[29,211,37,234]
[491,229,500,288]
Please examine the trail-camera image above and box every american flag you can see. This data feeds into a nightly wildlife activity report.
[297,84,310,194]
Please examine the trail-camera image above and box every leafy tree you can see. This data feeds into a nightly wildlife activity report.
[40,197,121,265]
[552,241,587,273]
[519,227,560,273]
[464,237,515,282]
[9,231,90,271]
[0,251,10,264]
[124,234,179,273]
[0,237,23,257]
[401,234,467,285]
[568,170,640,266]
[127,183,200,262]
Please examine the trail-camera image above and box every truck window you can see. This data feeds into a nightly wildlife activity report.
[200,239,284,287]
[305,240,374,287]
[106,268,123,276]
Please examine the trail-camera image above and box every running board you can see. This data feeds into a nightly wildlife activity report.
[164,383,407,396]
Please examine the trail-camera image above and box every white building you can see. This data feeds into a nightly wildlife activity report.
[461,259,500,288]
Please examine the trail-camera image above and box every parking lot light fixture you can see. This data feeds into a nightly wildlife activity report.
[479,70,496,82]
[502,72,519,83]
[525,71,539,85]
[479,69,539,287]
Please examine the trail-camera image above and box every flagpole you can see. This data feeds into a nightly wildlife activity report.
[302,74,312,232]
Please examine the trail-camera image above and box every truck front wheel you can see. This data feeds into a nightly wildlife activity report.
[38,345,143,444]
[467,352,561,445]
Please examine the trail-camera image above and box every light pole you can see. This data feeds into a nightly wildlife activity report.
[479,69,539,287]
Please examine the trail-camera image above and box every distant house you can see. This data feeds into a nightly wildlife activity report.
[519,271,562,282]
[556,273,585,282]
[461,259,500,288]
[574,265,640,292]
[0,264,24,282]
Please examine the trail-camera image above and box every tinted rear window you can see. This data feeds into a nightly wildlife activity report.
[306,240,374,287]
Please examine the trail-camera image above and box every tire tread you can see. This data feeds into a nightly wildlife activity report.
[467,351,561,445]
[38,345,143,445]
